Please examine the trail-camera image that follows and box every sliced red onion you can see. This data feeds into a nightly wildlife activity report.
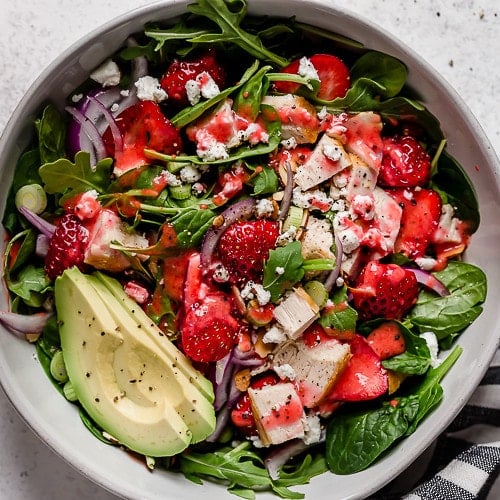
[18,206,55,238]
[323,233,343,292]
[200,198,256,270]
[0,311,52,335]
[206,404,231,443]
[214,351,234,411]
[406,267,450,296]
[278,161,293,221]
[88,96,123,153]
[36,233,50,258]
[65,106,107,161]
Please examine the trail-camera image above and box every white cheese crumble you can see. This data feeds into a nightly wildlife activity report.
[154,170,182,187]
[262,325,287,344]
[256,198,275,218]
[240,281,271,306]
[90,59,121,87]
[120,89,130,97]
[323,143,343,162]
[185,79,202,106]
[274,363,296,381]
[275,266,285,275]
[179,165,201,183]
[280,137,298,149]
[302,414,322,445]
[276,225,298,246]
[298,56,320,81]
[338,228,361,254]
[135,76,168,103]
[71,93,83,103]
[185,71,221,105]
[415,256,438,271]
[420,331,441,367]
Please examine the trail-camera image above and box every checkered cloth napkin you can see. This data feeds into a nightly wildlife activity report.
[372,349,500,499]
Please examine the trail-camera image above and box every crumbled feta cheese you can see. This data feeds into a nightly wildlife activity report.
[275,266,285,275]
[154,170,182,187]
[317,106,329,120]
[415,256,438,271]
[276,225,297,246]
[198,71,220,99]
[262,325,287,344]
[350,194,375,221]
[274,363,296,381]
[298,56,320,81]
[135,76,167,103]
[90,59,121,87]
[185,79,202,106]
[194,129,230,162]
[71,93,83,103]
[292,187,333,212]
[249,435,265,448]
[323,143,343,162]
[281,137,298,149]
[338,228,361,254]
[420,331,441,367]
[120,89,130,97]
[336,276,345,287]
[240,281,271,306]
[192,182,206,195]
[302,414,322,445]
[179,165,201,183]
[256,198,275,218]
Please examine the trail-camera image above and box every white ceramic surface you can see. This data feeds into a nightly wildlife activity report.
[0,1,499,499]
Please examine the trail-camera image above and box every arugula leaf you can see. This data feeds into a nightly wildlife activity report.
[263,241,305,302]
[186,0,289,67]
[326,396,420,474]
[35,104,67,164]
[6,265,52,307]
[409,261,486,340]
[39,151,112,202]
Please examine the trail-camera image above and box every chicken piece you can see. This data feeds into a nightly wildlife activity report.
[84,209,149,272]
[273,338,351,408]
[294,135,351,190]
[273,288,319,339]
[262,94,319,144]
[248,382,306,446]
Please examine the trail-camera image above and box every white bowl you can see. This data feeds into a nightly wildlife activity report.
[1,1,499,499]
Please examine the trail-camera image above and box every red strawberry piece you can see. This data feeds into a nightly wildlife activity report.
[366,321,406,360]
[181,292,240,363]
[218,219,279,285]
[351,261,419,321]
[162,250,194,302]
[327,334,388,402]
[160,48,226,107]
[274,53,350,100]
[389,187,442,259]
[45,214,89,280]
[230,372,279,435]
[103,100,182,176]
[302,322,332,348]
[378,135,432,187]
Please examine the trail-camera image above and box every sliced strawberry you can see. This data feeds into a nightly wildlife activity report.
[274,53,350,100]
[366,321,406,360]
[302,322,332,348]
[378,135,432,187]
[218,219,279,285]
[351,260,419,321]
[160,48,226,107]
[182,251,207,310]
[104,100,182,176]
[327,334,388,402]
[230,372,279,435]
[389,187,442,259]
[45,214,89,280]
[181,291,240,363]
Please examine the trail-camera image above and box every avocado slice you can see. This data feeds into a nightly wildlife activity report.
[54,267,216,456]
[94,271,214,402]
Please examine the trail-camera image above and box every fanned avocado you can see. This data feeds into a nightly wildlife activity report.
[54,267,216,457]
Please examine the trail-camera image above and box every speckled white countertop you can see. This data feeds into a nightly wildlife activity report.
[0,1,499,499]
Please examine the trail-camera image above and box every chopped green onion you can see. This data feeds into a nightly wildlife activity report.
[304,280,329,308]
[15,184,47,214]
[50,350,68,383]
[169,184,192,200]
[63,380,78,401]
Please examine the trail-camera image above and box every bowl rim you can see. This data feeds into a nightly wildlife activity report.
[1,1,500,499]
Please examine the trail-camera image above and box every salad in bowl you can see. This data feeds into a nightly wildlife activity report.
[0,0,493,498]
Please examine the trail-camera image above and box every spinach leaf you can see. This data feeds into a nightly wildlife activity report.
[248,165,278,195]
[431,151,480,233]
[318,286,357,334]
[7,265,52,307]
[233,65,272,120]
[326,396,420,474]
[350,51,407,98]
[409,261,486,340]
[39,151,112,202]
[381,321,431,376]
[35,104,67,164]
[171,207,217,248]
[263,241,305,302]
[405,344,462,434]
[3,228,37,274]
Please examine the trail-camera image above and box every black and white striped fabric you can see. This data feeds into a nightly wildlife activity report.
[373,349,500,499]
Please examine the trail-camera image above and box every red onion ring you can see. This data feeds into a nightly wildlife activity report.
[18,206,55,238]
[323,233,343,292]
[405,267,450,296]
[278,160,293,221]
[35,234,50,258]
[0,311,53,336]
[200,198,256,271]
[88,96,123,154]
